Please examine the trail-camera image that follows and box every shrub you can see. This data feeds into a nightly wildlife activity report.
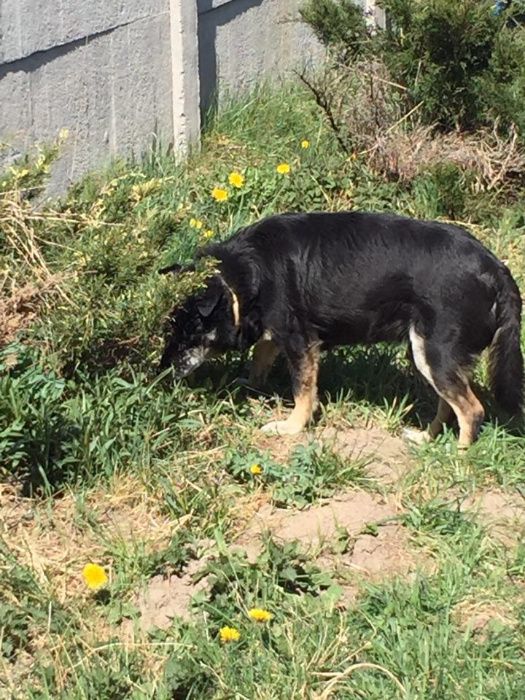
[300,0,525,134]
[299,0,370,60]
[298,58,525,186]
[380,0,513,130]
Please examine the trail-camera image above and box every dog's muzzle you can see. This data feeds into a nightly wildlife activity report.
[159,345,209,378]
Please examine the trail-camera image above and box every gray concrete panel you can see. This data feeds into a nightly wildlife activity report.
[0,0,349,192]
[0,12,173,194]
[197,0,323,112]
[1,0,167,63]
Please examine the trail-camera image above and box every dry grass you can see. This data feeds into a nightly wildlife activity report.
[0,190,74,345]
[371,122,525,188]
[0,276,65,346]
[452,594,522,640]
[299,59,525,186]
[0,475,176,604]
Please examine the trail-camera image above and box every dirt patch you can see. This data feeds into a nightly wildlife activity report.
[255,423,410,483]
[344,524,416,578]
[133,558,209,631]
[453,597,520,640]
[239,422,413,582]
[462,489,525,523]
[235,489,425,588]
[241,491,397,546]
[461,489,525,544]
[130,491,420,629]
[130,488,421,628]
[318,426,410,482]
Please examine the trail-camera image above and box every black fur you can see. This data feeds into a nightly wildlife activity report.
[159,211,523,436]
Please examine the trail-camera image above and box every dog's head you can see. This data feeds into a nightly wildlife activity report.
[158,263,246,377]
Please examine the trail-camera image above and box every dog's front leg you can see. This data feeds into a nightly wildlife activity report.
[248,339,280,386]
[261,344,320,435]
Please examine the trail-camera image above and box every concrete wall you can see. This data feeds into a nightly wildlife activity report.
[0,0,324,192]
[197,0,322,114]
[0,0,174,194]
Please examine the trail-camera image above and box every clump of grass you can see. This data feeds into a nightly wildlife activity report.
[225,442,371,507]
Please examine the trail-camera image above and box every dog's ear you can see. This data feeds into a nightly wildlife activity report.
[196,281,223,317]
[158,262,195,275]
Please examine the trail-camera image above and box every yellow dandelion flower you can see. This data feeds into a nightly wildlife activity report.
[228,171,245,188]
[82,563,108,591]
[276,163,291,175]
[189,217,203,229]
[248,607,273,622]
[250,463,263,475]
[203,229,214,239]
[219,626,241,643]
[301,139,310,149]
[211,187,229,202]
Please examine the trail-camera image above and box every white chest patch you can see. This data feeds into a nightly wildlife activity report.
[408,325,434,387]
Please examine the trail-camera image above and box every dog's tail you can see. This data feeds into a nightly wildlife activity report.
[488,267,524,415]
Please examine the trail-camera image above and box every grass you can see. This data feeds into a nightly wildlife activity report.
[1,82,525,698]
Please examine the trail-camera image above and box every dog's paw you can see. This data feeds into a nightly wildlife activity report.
[402,427,431,446]
[261,420,304,436]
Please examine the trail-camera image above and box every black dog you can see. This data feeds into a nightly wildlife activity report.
[159,211,523,448]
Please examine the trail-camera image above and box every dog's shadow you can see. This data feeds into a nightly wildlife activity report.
[190,344,523,437]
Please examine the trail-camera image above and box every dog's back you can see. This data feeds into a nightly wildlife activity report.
[211,212,506,348]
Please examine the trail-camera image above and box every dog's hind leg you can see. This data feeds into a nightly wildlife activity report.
[437,382,484,449]
[261,344,320,435]
[405,325,484,448]
[428,397,453,438]
[248,339,280,386]
[405,395,454,445]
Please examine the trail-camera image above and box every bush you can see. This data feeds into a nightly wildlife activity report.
[300,0,525,133]
[380,0,516,130]
[481,17,525,134]
[298,58,525,186]
[299,0,370,59]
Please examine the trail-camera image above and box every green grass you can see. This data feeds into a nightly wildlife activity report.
[2,83,525,698]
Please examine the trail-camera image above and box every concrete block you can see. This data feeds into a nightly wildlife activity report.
[1,13,173,194]
[1,0,167,64]
[197,0,323,111]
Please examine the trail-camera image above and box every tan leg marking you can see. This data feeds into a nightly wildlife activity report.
[261,345,320,435]
[403,397,453,446]
[249,339,280,386]
[428,397,453,439]
[441,384,484,449]
[406,325,483,448]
